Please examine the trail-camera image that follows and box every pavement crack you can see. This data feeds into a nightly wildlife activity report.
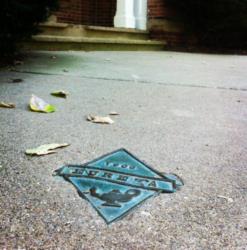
[10,70,247,92]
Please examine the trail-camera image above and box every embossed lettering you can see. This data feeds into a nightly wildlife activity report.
[134,178,149,186]
[71,168,84,175]
[129,165,135,169]
[102,172,113,179]
[117,175,129,182]
[88,170,99,177]
[105,161,136,170]
[148,181,157,188]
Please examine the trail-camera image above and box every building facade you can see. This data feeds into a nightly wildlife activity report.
[53,0,183,46]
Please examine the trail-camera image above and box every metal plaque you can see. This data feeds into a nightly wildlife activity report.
[55,148,183,224]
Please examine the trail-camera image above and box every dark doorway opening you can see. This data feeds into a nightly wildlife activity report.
[89,0,116,27]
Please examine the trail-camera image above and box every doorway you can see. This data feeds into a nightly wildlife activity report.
[89,0,116,27]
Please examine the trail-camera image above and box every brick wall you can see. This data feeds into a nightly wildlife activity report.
[148,0,175,19]
[148,0,184,46]
[56,0,174,25]
[55,0,116,27]
[55,0,90,24]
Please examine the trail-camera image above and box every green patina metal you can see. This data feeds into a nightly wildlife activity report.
[55,148,183,224]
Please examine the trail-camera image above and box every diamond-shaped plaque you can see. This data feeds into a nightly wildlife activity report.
[55,149,183,224]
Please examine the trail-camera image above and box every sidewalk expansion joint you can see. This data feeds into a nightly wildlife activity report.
[10,69,247,92]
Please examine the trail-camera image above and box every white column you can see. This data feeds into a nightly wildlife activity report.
[114,0,136,29]
[134,0,147,30]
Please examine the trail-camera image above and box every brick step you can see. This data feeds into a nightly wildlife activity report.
[39,22,149,40]
[23,35,166,51]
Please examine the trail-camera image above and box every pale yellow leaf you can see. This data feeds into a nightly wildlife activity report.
[0,102,15,108]
[30,94,55,113]
[87,115,114,124]
[25,143,70,156]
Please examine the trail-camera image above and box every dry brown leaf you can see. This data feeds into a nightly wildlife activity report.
[109,111,119,116]
[87,115,114,124]
[12,78,23,83]
[14,60,23,66]
[0,102,16,108]
[51,90,68,98]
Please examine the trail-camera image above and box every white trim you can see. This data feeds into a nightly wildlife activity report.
[114,0,136,29]
[134,0,147,30]
[114,0,147,30]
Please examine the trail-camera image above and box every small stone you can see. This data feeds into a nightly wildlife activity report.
[217,195,234,203]
[64,221,72,226]
[141,211,151,216]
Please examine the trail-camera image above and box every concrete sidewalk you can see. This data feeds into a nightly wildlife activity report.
[0,51,246,249]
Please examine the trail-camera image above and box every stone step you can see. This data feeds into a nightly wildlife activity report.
[23,35,166,51]
[39,22,149,40]
[84,25,149,40]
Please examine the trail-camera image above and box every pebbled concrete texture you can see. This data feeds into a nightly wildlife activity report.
[0,51,247,249]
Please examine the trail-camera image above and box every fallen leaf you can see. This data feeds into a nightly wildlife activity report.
[217,195,234,203]
[87,115,114,124]
[12,78,23,83]
[14,60,23,66]
[0,102,15,108]
[51,90,68,98]
[25,143,69,156]
[109,111,119,116]
[9,67,16,72]
[30,95,55,113]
